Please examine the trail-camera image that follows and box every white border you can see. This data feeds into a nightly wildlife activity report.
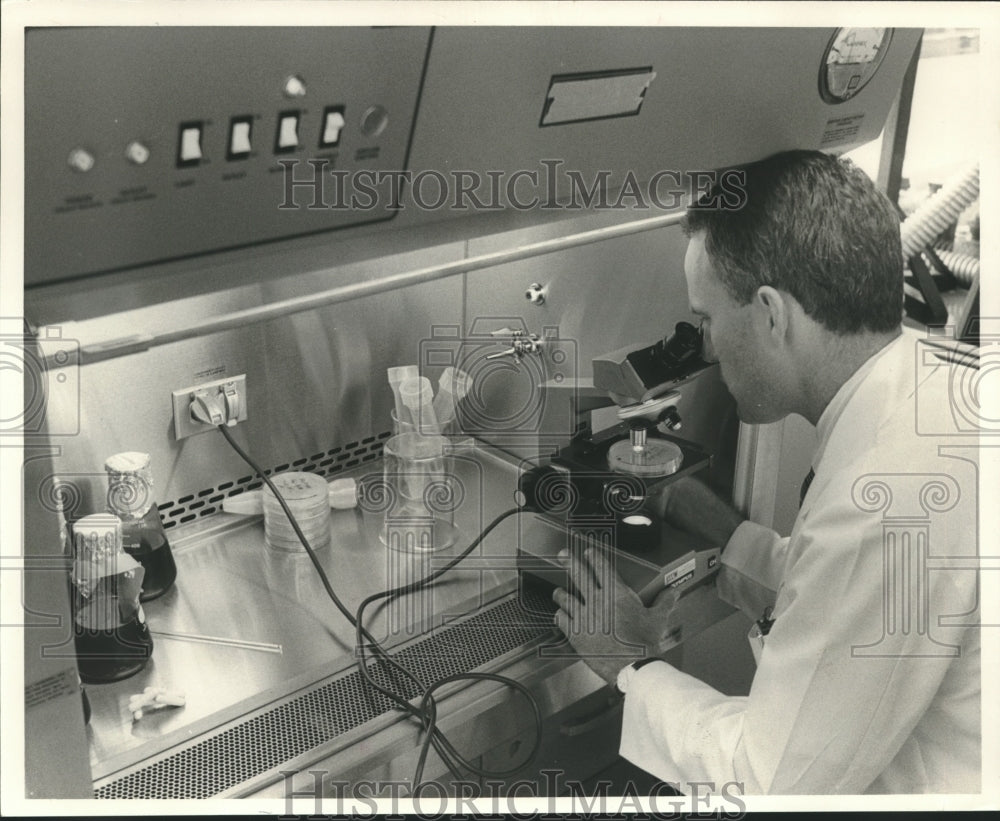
[2,1,998,815]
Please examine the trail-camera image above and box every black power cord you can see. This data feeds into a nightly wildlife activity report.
[353,504,543,786]
[217,423,543,790]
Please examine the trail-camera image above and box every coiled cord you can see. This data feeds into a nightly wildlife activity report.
[217,423,542,790]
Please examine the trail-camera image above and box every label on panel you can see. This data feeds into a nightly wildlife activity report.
[541,68,656,126]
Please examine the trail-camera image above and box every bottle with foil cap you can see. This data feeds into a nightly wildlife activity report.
[105,451,176,601]
[71,512,154,684]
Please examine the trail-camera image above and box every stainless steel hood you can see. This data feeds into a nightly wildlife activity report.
[24,26,921,287]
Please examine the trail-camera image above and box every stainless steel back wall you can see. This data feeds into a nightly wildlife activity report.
[36,208,730,529]
[40,241,465,526]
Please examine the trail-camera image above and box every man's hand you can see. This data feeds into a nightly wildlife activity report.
[552,546,680,686]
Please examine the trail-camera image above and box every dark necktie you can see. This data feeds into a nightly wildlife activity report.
[799,467,815,508]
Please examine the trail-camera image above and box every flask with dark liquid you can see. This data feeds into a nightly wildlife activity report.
[71,513,154,684]
[105,452,177,601]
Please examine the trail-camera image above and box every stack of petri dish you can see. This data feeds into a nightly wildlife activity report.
[263,472,331,552]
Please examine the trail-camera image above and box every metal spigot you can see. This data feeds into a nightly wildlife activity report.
[486,328,545,360]
[629,419,650,452]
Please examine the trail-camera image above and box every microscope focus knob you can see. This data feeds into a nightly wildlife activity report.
[517,465,574,513]
[659,406,683,431]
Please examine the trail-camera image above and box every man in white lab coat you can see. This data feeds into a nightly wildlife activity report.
[552,150,980,794]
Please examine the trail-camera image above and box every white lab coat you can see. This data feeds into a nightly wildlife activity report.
[620,331,981,794]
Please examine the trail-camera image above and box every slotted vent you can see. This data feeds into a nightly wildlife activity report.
[94,588,558,799]
[157,432,391,530]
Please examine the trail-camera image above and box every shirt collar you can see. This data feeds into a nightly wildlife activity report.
[811,333,902,472]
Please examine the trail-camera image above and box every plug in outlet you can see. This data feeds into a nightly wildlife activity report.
[172,374,248,440]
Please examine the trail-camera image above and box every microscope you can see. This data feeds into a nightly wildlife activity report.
[508,322,728,615]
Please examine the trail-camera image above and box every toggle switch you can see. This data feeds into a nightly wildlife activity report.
[320,106,345,147]
[177,122,203,166]
[228,117,253,159]
[275,112,299,153]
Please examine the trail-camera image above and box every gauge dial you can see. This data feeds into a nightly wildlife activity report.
[820,27,893,103]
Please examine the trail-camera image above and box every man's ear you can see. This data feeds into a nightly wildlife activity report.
[753,285,791,342]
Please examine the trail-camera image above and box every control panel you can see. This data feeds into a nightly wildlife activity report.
[25,27,431,284]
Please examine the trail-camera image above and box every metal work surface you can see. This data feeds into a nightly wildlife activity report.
[94,590,557,799]
[84,446,543,791]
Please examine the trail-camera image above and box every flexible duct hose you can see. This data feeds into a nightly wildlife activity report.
[900,163,980,259]
[930,248,980,287]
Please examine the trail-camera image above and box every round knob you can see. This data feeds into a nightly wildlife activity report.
[283,75,307,98]
[525,283,547,305]
[67,147,95,172]
[125,141,150,165]
[360,105,389,137]
[659,406,683,431]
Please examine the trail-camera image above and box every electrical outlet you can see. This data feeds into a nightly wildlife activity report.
[172,374,248,440]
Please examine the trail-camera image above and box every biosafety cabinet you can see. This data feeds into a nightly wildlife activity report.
[18,26,921,801]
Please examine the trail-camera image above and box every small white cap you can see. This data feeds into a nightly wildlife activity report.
[328,478,358,509]
[222,490,264,515]
[388,365,419,386]
[104,452,151,474]
[399,376,433,409]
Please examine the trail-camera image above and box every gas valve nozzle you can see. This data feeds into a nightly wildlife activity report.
[486,328,545,360]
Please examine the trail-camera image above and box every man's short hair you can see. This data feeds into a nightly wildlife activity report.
[684,150,903,334]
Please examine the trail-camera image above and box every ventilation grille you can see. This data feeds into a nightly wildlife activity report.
[157,432,392,530]
[94,587,558,799]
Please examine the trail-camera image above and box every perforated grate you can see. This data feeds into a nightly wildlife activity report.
[157,432,391,530]
[93,587,558,799]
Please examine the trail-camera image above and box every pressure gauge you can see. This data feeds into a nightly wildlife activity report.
[820,27,893,103]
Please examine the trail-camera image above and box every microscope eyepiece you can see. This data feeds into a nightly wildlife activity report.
[655,321,703,372]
